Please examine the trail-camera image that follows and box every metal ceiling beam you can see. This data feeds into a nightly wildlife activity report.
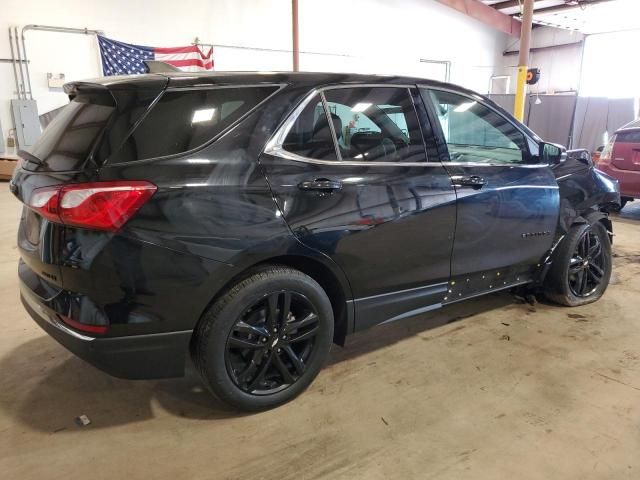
[490,0,543,10]
[503,40,584,55]
[435,0,522,37]
[530,0,617,15]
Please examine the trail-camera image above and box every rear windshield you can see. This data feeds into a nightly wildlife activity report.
[26,92,115,171]
[110,86,279,163]
[25,85,279,171]
[615,130,640,143]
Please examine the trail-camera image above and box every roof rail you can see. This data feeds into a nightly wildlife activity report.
[143,60,181,73]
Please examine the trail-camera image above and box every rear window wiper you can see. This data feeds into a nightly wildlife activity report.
[18,149,44,166]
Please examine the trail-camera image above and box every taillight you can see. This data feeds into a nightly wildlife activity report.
[599,136,616,165]
[58,314,108,335]
[28,181,157,232]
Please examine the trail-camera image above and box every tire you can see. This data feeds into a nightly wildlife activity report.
[193,265,334,411]
[607,197,630,213]
[544,221,612,307]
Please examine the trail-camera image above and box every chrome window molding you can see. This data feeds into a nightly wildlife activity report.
[264,84,433,167]
[263,83,550,169]
[266,145,442,167]
[445,162,548,168]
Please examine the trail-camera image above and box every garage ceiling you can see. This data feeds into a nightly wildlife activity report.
[481,0,639,34]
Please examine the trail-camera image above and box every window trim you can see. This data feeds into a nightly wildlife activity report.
[420,86,546,168]
[264,84,435,167]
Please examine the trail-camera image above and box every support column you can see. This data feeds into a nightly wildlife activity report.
[292,0,299,72]
[513,0,534,122]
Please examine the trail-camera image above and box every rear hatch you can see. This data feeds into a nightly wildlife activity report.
[611,128,640,171]
[12,75,167,288]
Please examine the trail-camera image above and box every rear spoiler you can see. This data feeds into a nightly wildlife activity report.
[63,75,169,98]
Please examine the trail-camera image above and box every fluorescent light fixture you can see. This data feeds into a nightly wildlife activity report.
[192,108,216,123]
[454,102,476,113]
[343,177,364,183]
[187,158,212,164]
[351,102,372,113]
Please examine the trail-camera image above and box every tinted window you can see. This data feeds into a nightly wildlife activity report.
[282,96,338,161]
[615,130,640,143]
[26,92,115,171]
[113,86,278,162]
[323,87,425,162]
[426,89,529,164]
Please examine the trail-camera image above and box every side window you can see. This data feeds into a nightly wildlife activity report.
[113,86,279,162]
[282,96,338,161]
[323,87,426,163]
[425,89,529,164]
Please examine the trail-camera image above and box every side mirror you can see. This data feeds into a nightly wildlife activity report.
[567,148,593,166]
[540,142,567,165]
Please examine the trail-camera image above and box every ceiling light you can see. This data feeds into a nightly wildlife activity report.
[454,102,476,113]
[192,108,216,123]
[351,102,372,113]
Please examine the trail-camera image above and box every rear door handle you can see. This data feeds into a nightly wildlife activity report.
[297,178,343,192]
[452,175,487,189]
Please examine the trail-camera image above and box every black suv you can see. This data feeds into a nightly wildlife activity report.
[12,72,620,410]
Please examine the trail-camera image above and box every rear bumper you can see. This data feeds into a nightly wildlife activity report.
[20,281,192,379]
[597,163,640,198]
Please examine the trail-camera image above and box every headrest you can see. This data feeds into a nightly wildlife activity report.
[312,113,343,142]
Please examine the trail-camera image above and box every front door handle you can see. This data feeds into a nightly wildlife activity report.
[297,178,343,193]
[452,175,487,189]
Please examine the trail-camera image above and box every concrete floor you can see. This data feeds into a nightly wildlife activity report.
[0,186,639,480]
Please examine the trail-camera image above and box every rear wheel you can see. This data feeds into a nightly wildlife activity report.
[544,221,612,306]
[193,265,334,411]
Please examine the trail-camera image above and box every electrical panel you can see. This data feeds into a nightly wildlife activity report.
[11,99,41,148]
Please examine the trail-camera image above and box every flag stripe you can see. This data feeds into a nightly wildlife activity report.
[98,35,214,76]
[154,45,212,58]
[160,58,214,69]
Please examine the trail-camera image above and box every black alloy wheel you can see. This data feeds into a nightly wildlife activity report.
[543,221,612,307]
[225,291,320,394]
[567,228,606,298]
[193,265,333,410]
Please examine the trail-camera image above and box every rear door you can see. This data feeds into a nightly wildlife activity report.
[421,87,560,299]
[612,129,640,171]
[261,85,456,330]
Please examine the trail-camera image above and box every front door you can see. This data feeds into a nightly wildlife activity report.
[261,85,456,330]
[421,88,560,301]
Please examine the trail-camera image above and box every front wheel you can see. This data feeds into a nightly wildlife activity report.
[193,265,334,411]
[544,221,612,306]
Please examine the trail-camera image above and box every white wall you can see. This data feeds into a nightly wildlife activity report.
[495,26,584,95]
[580,30,640,98]
[0,0,509,149]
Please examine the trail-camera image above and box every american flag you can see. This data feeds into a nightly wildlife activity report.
[97,36,213,76]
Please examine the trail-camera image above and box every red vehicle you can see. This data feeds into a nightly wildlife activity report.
[597,119,640,211]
